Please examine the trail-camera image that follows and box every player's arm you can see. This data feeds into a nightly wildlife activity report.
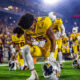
[70,35,73,41]
[67,38,69,46]
[46,27,56,52]
[61,24,65,36]
[24,31,32,46]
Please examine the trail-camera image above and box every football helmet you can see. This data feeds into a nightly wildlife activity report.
[72,27,78,34]
[9,60,17,71]
[42,61,61,80]
[72,59,80,69]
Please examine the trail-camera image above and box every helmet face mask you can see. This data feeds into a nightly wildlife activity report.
[72,30,77,34]
[42,61,61,80]
[72,27,78,34]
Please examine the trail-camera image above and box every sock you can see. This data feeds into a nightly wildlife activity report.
[20,47,27,66]
[58,52,63,64]
[25,46,34,70]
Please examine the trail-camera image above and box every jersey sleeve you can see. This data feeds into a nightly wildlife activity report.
[43,17,52,32]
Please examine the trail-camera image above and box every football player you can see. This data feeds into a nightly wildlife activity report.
[77,33,80,55]
[48,12,65,68]
[70,27,79,59]
[12,28,28,70]
[62,34,70,60]
[9,55,17,71]
[15,12,56,80]
[62,34,69,53]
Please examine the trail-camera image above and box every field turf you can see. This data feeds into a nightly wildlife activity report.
[0,61,80,80]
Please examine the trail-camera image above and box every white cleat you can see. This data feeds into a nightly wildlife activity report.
[26,71,39,80]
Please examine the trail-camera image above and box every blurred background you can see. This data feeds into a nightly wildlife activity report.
[0,0,80,33]
[0,1,80,80]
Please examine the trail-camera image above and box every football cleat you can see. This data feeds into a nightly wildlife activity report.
[26,71,39,80]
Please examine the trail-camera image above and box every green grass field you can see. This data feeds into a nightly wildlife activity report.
[0,61,80,80]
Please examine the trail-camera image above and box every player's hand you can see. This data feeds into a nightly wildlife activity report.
[38,41,45,47]
[32,41,39,46]
[61,33,66,38]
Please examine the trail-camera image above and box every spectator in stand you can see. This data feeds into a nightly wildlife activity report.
[0,38,3,63]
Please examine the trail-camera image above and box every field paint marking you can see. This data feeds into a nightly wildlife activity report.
[37,60,72,64]
[0,64,8,66]
[0,60,72,66]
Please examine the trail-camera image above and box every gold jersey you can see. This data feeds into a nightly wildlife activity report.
[70,33,79,43]
[23,16,52,54]
[0,38,3,47]
[19,34,25,46]
[19,35,25,43]
[25,16,52,45]
[52,18,63,33]
[0,34,3,38]
[77,33,80,36]
[62,37,69,45]
[11,34,20,43]
[25,16,52,38]
[11,34,25,48]
[22,17,52,58]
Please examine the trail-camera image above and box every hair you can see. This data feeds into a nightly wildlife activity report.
[11,55,15,60]
[18,12,35,29]
[13,27,24,35]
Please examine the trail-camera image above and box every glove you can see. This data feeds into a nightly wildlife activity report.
[38,41,45,47]
[48,52,55,62]
[32,41,39,46]
[10,45,13,49]
[70,38,73,41]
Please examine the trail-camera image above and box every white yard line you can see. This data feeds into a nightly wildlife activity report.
[37,60,72,64]
[0,64,8,66]
[0,60,72,66]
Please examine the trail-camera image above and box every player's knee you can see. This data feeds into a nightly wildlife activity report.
[20,46,30,54]
[24,46,30,53]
